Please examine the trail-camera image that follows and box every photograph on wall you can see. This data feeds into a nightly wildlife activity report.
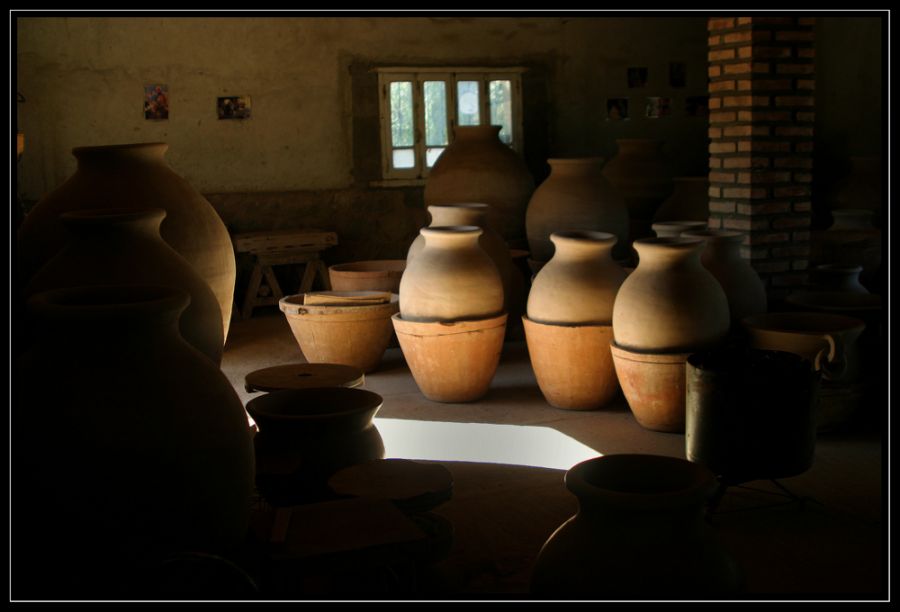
[646,97,672,119]
[606,98,629,121]
[686,95,710,117]
[627,67,648,88]
[669,62,687,88]
[217,95,252,120]
[143,84,169,120]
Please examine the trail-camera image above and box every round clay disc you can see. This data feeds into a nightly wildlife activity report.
[327,458,454,513]
[244,363,365,393]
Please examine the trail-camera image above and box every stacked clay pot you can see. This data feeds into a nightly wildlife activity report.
[395,226,506,402]
[424,125,534,246]
[524,231,627,410]
[16,142,236,341]
[525,158,629,263]
[611,237,730,432]
[653,176,710,223]
[682,229,767,325]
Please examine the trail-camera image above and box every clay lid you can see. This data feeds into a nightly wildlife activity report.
[244,363,365,393]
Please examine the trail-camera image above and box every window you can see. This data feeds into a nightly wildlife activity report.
[375,67,525,183]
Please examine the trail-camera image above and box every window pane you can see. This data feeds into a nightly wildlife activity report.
[424,81,448,147]
[457,80,480,126]
[392,148,415,169]
[390,81,414,147]
[490,80,513,144]
[426,147,445,167]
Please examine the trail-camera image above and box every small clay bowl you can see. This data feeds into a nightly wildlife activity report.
[245,387,383,438]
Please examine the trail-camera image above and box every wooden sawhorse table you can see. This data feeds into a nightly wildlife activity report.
[233,229,338,319]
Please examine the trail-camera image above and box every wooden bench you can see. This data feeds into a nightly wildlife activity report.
[233,229,338,319]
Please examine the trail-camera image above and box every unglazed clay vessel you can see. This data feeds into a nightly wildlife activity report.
[525,158,629,262]
[16,142,236,339]
[328,260,406,293]
[531,454,741,597]
[399,226,503,323]
[407,203,521,315]
[25,208,224,364]
[653,176,710,223]
[14,285,254,599]
[682,229,767,324]
[652,220,708,238]
[527,231,626,326]
[807,264,869,294]
[424,125,534,244]
[612,237,730,353]
[610,343,693,432]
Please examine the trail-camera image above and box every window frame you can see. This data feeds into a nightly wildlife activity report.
[374,66,526,185]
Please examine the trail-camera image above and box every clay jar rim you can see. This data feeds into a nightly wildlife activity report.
[279,292,399,316]
[681,229,743,244]
[565,454,717,512]
[419,225,484,240]
[813,263,864,275]
[245,387,383,434]
[550,230,617,244]
[632,236,705,258]
[27,284,189,323]
[60,207,167,227]
[742,312,866,335]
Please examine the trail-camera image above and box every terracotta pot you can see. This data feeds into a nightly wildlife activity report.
[328,260,406,293]
[407,203,521,315]
[523,317,619,410]
[279,292,399,373]
[399,226,503,323]
[807,264,869,294]
[392,313,507,403]
[610,342,692,433]
[25,208,224,364]
[14,285,254,599]
[601,139,675,244]
[246,387,383,439]
[527,231,626,325]
[686,347,819,485]
[424,125,535,243]
[651,220,707,238]
[682,229,767,324]
[653,176,710,223]
[612,237,730,353]
[525,157,629,262]
[741,312,866,385]
[531,454,741,597]
[16,142,236,340]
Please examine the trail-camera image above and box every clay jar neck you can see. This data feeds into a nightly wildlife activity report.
[428,204,488,228]
[682,229,743,263]
[73,142,169,172]
[615,139,664,158]
[60,207,167,241]
[549,231,616,263]
[420,225,484,251]
[547,157,605,177]
[633,237,705,271]
[452,125,502,143]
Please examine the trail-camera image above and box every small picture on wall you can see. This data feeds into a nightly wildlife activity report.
[627,67,648,88]
[607,98,629,121]
[686,95,710,117]
[217,95,252,120]
[646,97,672,119]
[143,84,169,120]
[669,62,687,88]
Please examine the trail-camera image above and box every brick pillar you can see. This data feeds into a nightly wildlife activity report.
[707,16,815,302]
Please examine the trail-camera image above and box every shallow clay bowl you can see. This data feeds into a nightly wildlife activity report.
[245,387,383,438]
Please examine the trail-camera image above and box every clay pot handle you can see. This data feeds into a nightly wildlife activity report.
[813,333,847,382]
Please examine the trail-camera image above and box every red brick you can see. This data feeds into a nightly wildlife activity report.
[709,186,722,198]
[797,80,815,91]
[772,217,811,230]
[753,79,793,90]
[796,111,815,122]
[774,186,812,198]
[708,127,723,139]
[776,31,815,42]
[724,156,770,169]
[753,62,772,73]
[709,201,736,214]
[793,201,812,212]
[774,157,814,168]
[745,232,790,245]
[709,97,722,110]
[710,111,737,123]
[775,126,814,137]
[707,217,724,230]
[738,141,791,153]
[792,231,811,242]
[798,48,816,59]
[775,95,815,107]
[771,245,811,258]
[724,187,768,199]
[723,31,753,44]
[724,95,770,107]
[710,80,737,92]
[724,216,771,231]
[710,48,737,61]
[710,142,737,154]
[737,79,752,91]
[709,17,736,30]
[709,34,722,46]
[794,142,815,152]
[750,17,795,25]
[737,201,792,215]
[736,17,753,26]
[709,65,722,78]
[793,173,813,183]
[737,110,792,122]
[709,171,737,183]
[709,157,723,169]
[724,62,753,75]
[753,45,793,59]
[737,171,792,183]
[777,63,815,74]
[724,125,770,137]
[798,17,816,26]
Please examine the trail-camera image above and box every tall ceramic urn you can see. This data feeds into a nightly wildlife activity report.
[16,142,236,340]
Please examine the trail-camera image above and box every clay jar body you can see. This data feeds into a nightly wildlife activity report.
[16,142,236,339]
[682,229,767,324]
[424,125,535,244]
[528,231,627,325]
[399,226,503,323]
[653,176,710,223]
[25,208,224,364]
[13,285,254,599]
[407,204,520,314]
[808,265,869,294]
[525,158,629,262]
[612,237,730,353]
[531,454,741,597]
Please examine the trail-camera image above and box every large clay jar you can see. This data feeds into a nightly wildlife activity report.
[25,208,224,364]
[407,203,521,315]
[653,176,710,223]
[13,285,254,599]
[682,229,767,325]
[16,142,236,339]
[525,158,629,262]
[531,454,741,597]
[601,139,675,244]
[527,231,626,325]
[399,226,503,323]
[424,125,535,245]
[612,237,730,353]
[328,260,406,293]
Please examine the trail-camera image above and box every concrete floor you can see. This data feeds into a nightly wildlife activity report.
[222,309,886,600]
